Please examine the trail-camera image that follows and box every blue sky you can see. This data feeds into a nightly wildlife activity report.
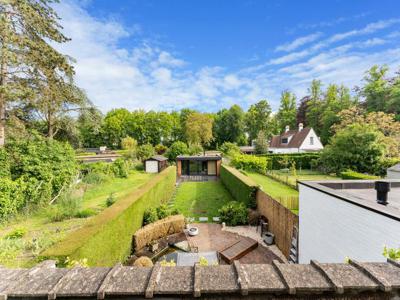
[55,0,400,112]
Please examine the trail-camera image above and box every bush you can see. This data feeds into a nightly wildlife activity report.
[340,170,379,180]
[219,142,240,157]
[106,193,116,207]
[46,192,81,222]
[82,172,110,185]
[319,124,386,175]
[111,158,129,178]
[155,144,167,155]
[166,141,188,161]
[218,202,248,226]
[5,228,27,239]
[0,148,10,177]
[220,165,258,208]
[231,154,268,173]
[75,208,97,218]
[143,208,159,225]
[41,167,176,266]
[80,161,112,176]
[137,144,155,161]
[257,153,321,170]
[0,178,25,219]
[142,204,177,225]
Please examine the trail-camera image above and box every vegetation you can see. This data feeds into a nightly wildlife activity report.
[258,153,321,170]
[166,141,189,161]
[0,170,154,267]
[218,202,248,226]
[320,124,387,175]
[173,181,233,219]
[254,131,269,154]
[185,112,214,153]
[383,246,400,261]
[340,170,380,180]
[267,169,339,188]
[244,100,273,141]
[142,204,178,226]
[231,154,269,173]
[220,165,258,208]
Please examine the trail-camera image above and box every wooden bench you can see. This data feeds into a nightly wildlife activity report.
[218,239,258,264]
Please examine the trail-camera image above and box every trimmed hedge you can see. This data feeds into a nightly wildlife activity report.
[220,165,258,208]
[340,170,380,180]
[257,153,320,170]
[41,166,176,266]
[231,154,269,173]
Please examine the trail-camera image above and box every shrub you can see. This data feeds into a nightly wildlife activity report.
[143,208,159,225]
[5,228,27,239]
[137,144,155,161]
[80,161,112,176]
[155,144,168,155]
[0,178,25,219]
[121,136,138,151]
[41,167,176,266]
[188,144,203,155]
[0,148,10,178]
[231,154,268,173]
[219,142,240,157]
[340,170,380,180]
[383,246,400,261]
[218,201,248,226]
[111,158,129,178]
[319,124,386,175]
[258,153,321,170]
[106,193,116,207]
[220,165,258,209]
[166,141,188,161]
[76,208,97,218]
[82,172,110,185]
[46,192,81,222]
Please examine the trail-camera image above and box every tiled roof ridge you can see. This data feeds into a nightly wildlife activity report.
[1,259,400,299]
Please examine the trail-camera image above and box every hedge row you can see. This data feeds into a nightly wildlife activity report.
[340,170,380,180]
[220,165,258,208]
[257,153,321,170]
[41,166,176,266]
[231,154,269,173]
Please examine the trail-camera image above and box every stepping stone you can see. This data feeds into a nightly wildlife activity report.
[212,217,220,222]
[199,217,208,222]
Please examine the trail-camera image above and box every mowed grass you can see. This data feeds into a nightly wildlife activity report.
[246,171,299,199]
[270,169,339,187]
[173,181,234,219]
[0,171,154,267]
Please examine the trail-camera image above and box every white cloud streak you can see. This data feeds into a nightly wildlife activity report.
[275,32,322,52]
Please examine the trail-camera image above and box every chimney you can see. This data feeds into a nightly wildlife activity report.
[375,181,391,205]
[298,123,303,132]
[285,125,290,132]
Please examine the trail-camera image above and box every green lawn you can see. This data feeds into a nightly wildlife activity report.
[173,181,234,219]
[246,171,299,198]
[0,170,154,267]
[269,169,339,187]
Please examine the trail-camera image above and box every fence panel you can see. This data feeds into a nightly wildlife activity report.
[256,190,299,258]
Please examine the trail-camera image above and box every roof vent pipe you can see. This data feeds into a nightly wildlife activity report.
[375,181,391,205]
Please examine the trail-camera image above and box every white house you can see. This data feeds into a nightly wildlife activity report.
[269,123,323,154]
[298,179,400,263]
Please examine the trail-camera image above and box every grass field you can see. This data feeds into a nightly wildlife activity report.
[173,181,234,220]
[0,171,154,267]
[269,169,339,187]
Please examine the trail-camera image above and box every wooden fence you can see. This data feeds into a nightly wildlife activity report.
[256,190,299,258]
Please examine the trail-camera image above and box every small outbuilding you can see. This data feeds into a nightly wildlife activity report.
[144,155,168,173]
[176,154,221,177]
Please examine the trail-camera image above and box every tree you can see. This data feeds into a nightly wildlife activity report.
[214,105,246,146]
[136,144,155,161]
[320,124,387,175]
[305,80,324,135]
[77,107,104,148]
[101,109,134,148]
[0,0,73,146]
[276,91,297,132]
[361,65,390,112]
[166,141,188,161]
[245,100,272,141]
[254,131,269,154]
[185,112,213,153]
[296,96,310,126]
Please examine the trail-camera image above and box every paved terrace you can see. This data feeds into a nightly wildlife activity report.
[1,259,400,299]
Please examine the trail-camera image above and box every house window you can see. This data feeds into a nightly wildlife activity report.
[310,136,314,145]
[281,138,288,144]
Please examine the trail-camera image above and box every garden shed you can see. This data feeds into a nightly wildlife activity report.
[144,155,168,173]
[176,154,221,177]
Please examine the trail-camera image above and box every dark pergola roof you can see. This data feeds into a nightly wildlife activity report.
[146,155,168,162]
[176,155,221,161]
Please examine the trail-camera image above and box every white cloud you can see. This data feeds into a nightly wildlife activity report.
[54,1,400,113]
[275,32,322,52]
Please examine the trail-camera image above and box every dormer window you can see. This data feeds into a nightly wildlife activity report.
[281,137,288,144]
